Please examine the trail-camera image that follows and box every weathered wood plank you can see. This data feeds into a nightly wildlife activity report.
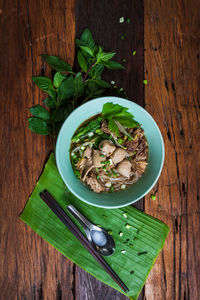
[144,0,200,299]
[75,1,144,299]
[0,0,75,299]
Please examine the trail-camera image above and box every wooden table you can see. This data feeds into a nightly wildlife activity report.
[1,1,199,299]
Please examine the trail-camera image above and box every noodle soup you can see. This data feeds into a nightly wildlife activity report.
[70,103,148,193]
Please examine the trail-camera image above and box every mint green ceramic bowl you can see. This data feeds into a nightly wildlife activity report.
[56,97,164,208]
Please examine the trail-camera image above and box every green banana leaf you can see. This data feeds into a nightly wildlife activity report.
[20,153,169,300]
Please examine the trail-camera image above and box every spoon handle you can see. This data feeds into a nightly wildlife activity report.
[67,205,92,231]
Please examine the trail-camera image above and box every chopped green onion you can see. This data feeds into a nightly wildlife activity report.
[111,80,115,85]
[96,167,99,172]
[132,151,136,154]
[95,128,101,133]
[123,212,128,218]
[100,144,103,148]
[151,194,156,200]
[111,169,117,177]
[119,87,124,92]
[119,17,124,23]
[121,35,125,40]
[119,231,123,237]
[108,230,112,235]
[121,250,126,254]
[80,146,85,150]
[138,251,147,256]
[118,138,123,144]
[133,50,136,56]
[125,223,131,229]
[100,154,105,158]
[110,185,114,192]
[114,85,117,88]
[88,132,94,137]
[102,166,107,171]
[124,238,130,244]
[121,184,126,190]
[97,175,100,180]
[105,181,112,188]
[143,79,148,85]
[126,18,131,24]
[122,58,126,63]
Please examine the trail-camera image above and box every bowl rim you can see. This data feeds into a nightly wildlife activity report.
[56,96,165,208]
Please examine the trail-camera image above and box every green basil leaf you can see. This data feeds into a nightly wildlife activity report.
[80,46,94,57]
[77,50,87,72]
[102,102,126,116]
[32,76,56,100]
[53,72,67,88]
[80,28,95,48]
[92,88,106,96]
[74,73,85,97]
[101,60,125,70]
[114,116,139,128]
[32,76,54,90]
[29,105,51,121]
[28,117,51,135]
[41,54,73,73]
[108,118,120,137]
[93,45,100,56]
[90,64,104,79]
[43,97,56,109]
[87,80,99,93]
[96,52,116,62]
[94,79,111,88]
[58,76,74,101]
[75,38,88,48]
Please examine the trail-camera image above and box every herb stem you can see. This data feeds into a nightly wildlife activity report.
[83,62,96,82]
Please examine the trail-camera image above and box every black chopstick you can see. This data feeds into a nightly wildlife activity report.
[40,190,129,293]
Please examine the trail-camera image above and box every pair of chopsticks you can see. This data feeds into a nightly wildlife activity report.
[40,190,129,293]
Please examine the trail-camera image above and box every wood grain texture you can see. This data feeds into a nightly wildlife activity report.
[0,0,75,299]
[75,1,144,299]
[144,0,200,299]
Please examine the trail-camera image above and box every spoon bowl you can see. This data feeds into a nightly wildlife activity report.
[67,205,115,256]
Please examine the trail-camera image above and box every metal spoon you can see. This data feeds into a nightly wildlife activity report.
[67,205,115,256]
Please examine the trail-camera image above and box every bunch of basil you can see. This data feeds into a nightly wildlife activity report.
[28,28,124,146]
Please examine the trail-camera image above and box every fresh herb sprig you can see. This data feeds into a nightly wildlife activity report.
[102,102,139,137]
[28,28,124,147]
